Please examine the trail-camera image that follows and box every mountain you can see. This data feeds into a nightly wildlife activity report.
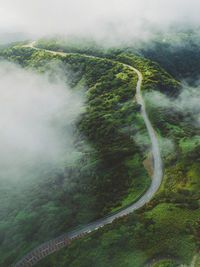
[0,31,30,45]
[0,33,200,266]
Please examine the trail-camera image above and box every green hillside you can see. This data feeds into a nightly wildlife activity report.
[0,39,199,267]
[0,44,152,266]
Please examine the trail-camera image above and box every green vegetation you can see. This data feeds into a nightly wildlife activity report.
[0,44,154,266]
[152,259,180,267]
[196,252,200,266]
[36,37,106,57]
[0,39,199,267]
[35,38,181,96]
[140,31,200,84]
[20,40,199,267]
[36,32,200,85]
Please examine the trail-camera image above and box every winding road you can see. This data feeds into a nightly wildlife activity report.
[15,42,163,267]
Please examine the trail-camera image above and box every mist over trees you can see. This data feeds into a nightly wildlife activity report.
[0,0,200,266]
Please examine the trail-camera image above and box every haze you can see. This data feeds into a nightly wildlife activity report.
[0,61,83,183]
[0,0,200,44]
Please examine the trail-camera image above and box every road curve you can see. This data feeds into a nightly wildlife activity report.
[15,42,163,267]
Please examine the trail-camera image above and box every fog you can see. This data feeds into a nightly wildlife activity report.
[0,61,83,183]
[145,83,200,127]
[0,0,200,44]
[142,84,200,159]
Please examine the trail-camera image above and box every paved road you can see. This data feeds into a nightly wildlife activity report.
[15,42,163,267]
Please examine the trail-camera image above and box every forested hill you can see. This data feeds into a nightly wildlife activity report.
[0,42,199,267]
[138,31,200,84]
[141,42,200,84]
[27,40,200,267]
[35,33,200,84]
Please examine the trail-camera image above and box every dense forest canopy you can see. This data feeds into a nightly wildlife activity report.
[0,30,200,267]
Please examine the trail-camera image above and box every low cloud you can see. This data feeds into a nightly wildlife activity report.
[159,137,174,157]
[0,61,83,182]
[0,0,200,45]
[144,82,200,127]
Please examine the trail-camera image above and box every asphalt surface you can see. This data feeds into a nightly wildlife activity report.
[15,42,163,266]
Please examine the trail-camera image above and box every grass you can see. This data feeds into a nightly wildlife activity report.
[111,155,150,213]
[152,259,180,267]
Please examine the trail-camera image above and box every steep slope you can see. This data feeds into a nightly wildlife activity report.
[24,40,200,267]
[0,44,169,266]
[13,42,163,266]
[1,40,197,267]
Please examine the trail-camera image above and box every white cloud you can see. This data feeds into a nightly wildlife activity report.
[0,61,83,182]
[0,0,200,41]
[145,84,200,127]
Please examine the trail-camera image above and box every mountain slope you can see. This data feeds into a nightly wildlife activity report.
[19,40,200,267]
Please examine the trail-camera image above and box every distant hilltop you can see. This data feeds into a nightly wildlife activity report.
[0,31,30,44]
